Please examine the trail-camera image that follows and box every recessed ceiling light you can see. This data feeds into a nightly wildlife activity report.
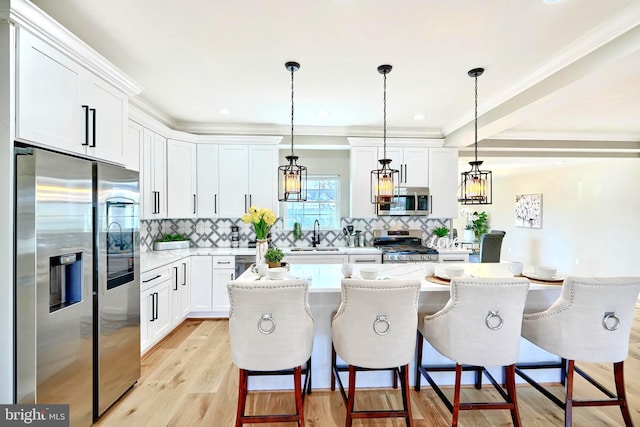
[317,110,330,117]
[413,113,426,120]
[218,108,230,115]
[543,0,560,3]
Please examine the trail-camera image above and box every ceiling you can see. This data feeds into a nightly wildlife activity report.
[31,0,640,158]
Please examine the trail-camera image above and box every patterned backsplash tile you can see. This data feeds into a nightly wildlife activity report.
[141,217,453,252]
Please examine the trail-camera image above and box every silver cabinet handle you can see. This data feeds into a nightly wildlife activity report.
[244,194,247,212]
[404,164,407,183]
[354,259,377,263]
[429,195,433,214]
[217,261,231,265]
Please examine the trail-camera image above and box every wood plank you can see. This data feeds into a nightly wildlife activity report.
[94,305,640,426]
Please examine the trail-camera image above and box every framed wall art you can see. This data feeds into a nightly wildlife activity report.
[515,193,542,228]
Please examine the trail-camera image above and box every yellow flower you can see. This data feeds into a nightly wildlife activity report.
[263,210,276,226]
[248,205,259,216]
[241,213,252,224]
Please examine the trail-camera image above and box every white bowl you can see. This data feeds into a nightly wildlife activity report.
[444,266,465,278]
[360,267,378,280]
[267,267,288,280]
[534,266,557,279]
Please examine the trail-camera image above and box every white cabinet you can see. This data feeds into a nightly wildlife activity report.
[196,144,219,218]
[16,29,127,164]
[212,256,235,316]
[141,128,166,219]
[348,253,382,264]
[125,120,142,171]
[140,264,173,353]
[349,146,378,218]
[379,146,429,187]
[283,254,348,265]
[428,148,459,218]
[167,140,197,219]
[218,144,278,217]
[190,255,213,313]
[170,258,191,326]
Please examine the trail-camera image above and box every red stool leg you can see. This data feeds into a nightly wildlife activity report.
[236,369,248,427]
[505,364,522,427]
[345,365,356,427]
[452,364,462,427]
[293,366,305,427]
[614,361,633,427]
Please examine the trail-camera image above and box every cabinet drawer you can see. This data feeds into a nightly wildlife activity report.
[212,256,235,267]
[141,264,173,291]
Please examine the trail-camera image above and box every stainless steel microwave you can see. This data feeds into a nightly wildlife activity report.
[376,187,430,216]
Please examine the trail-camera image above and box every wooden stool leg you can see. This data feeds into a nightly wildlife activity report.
[345,365,357,427]
[236,369,248,427]
[331,345,337,391]
[393,366,398,389]
[415,331,423,392]
[400,364,413,426]
[505,364,522,427]
[452,364,462,427]
[564,359,575,427]
[293,366,305,427]
[613,361,634,427]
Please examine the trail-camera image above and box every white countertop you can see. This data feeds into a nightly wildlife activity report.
[236,262,560,292]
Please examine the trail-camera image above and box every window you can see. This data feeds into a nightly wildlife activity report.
[283,175,340,230]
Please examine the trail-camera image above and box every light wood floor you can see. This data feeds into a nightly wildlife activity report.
[94,304,640,426]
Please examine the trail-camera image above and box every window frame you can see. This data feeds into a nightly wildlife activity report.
[280,174,341,231]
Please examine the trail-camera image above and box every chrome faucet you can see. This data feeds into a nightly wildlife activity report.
[311,219,321,247]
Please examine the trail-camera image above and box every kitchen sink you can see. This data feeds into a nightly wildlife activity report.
[290,247,340,252]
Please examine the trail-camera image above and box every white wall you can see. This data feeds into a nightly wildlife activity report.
[474,158,640,276]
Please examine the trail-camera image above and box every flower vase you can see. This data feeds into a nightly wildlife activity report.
[256,239,269,265]
[463,229,475,243]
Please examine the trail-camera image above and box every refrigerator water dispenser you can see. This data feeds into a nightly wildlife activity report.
[49,252,83,312]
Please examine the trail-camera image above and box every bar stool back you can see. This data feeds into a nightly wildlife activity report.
[331,278,421,427]
[415,277,530,427]
[228,279,314,427]
[519,276,640,427]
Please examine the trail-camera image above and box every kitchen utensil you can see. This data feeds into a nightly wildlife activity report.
[360,267,378,280]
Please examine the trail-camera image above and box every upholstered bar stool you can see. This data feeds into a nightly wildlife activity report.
[415,277,530,427]
[518,277,640,427]
[227,279,314,427]
[331,278,421,427]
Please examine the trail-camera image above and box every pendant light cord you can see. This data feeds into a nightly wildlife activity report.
[383,70,387,159]
[290,67,295,157]
[474,73,478,163]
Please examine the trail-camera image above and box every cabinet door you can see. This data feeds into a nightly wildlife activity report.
[152,280,172,342]
[126,120,142,172]
[403,147,429,187]
[350,147,378,218]
[170,262,182,326]
[248,145,278,212]
[142,132,167,219]
[83,73,127,164]
[179,258,191,318]
[167,140,197,219]
[196,144,219,218]
[218,145,249,217]
[190,256,213,312]
[428,148,459,218]
[140,288,152,352]
[379,146,402,181]
[212,267,234,316]
[16,29,82,154]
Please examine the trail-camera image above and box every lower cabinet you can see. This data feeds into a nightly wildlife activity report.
[170,257,190,326]
[190,255,213,312]
[212,256,235,316]
[140,264,173,353]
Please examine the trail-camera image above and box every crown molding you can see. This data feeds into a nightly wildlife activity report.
[8,0,142,97]
[347,137,444,148]
[129,96,178,129]
[492,130,640,142]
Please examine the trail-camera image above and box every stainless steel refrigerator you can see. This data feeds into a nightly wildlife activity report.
[15,146,140,426]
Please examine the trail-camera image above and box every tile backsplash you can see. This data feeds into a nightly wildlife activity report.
[141,217,452,252]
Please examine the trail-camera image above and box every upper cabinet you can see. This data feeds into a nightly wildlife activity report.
[141,128,166,219]
[125,120,143,172]
[196,144,219,218]
[15,28,138,165]
[166,140,197,219]
[349,146,378,218]
[380,146,429,187]
[428,148,459,218]
[218,143,278,217]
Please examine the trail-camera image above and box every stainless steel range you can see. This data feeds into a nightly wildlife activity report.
[373,229,438,263]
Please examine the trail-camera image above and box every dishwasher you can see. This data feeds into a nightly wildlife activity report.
[235,255,256,279]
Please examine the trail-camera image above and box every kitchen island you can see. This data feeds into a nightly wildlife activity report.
[237,262,563,390]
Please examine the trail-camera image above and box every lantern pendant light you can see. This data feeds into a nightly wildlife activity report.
[278,61,307,202]
[459,67,492,205]
[370,64,399,205]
